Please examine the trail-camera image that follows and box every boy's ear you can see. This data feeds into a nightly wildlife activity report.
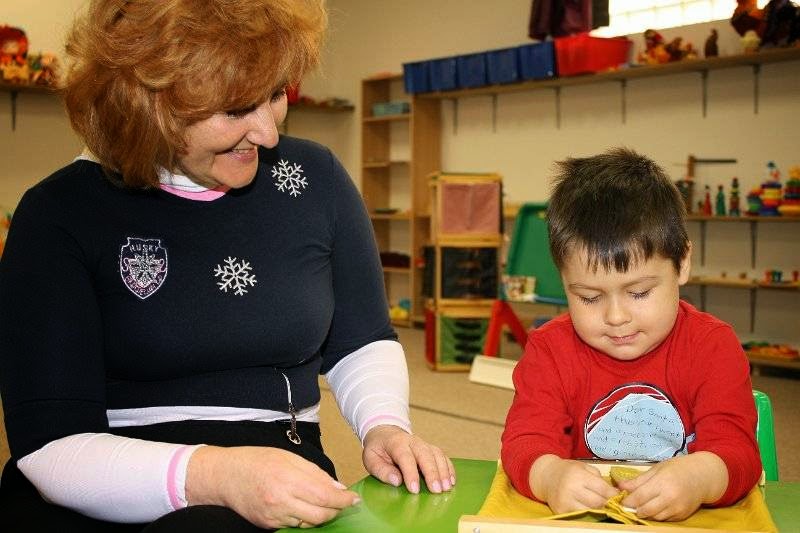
[678,242,692,285]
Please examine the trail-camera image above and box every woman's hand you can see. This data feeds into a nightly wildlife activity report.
[361,425,456,494]
[186,445,360,529]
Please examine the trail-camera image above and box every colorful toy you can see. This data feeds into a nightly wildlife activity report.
[0,25,30,83]
[731,0,765,38]
[637,29,696,65]
[759,161,782,216]
[741,29,762,53]
[778,165,800,216]
[746,187,763,215]
[28,52,59,87]
[701,185,713,215]
[715,185,727,216]
[638,29,671,65]
[742,340,799,360]
[389,298,412,321]
[729,177,742,216]
[764,269,784,283]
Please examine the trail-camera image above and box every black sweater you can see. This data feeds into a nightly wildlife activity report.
[0,136,395,458]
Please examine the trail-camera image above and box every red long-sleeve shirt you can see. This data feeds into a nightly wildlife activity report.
[501,300,761,507]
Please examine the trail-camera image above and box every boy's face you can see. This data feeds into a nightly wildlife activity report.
[560,247,691,361]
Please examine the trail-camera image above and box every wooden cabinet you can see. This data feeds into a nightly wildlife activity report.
[360,74,441,326]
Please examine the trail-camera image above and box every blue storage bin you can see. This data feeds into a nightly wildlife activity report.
[517,41,556,80]
[429,57,458,92]
[456,52,487,89]
[403,60,429,94]
[486,47,519,85]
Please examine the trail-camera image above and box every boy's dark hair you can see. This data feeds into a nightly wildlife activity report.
[546,147,689,273]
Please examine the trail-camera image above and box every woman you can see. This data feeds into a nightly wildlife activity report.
[0,1,454,530]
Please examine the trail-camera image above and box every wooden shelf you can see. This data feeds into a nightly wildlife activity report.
[413,47,800,130]
[687,277,755,289]
[687,276,799,337]
[370,211,412,221]
[757,281,800,291]
[0,81,56,94]
[288,101,354,112]
[362,74,441,324]
[382,266,412,274]
[1,81,58,131]
[686,215,800,268]
[747,352,800,372]
[687,215,800,222]
[362,160,410,168]
[416,47,800,100]
[363,113,411,123]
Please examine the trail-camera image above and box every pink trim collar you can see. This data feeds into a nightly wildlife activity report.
[159,183,230,201]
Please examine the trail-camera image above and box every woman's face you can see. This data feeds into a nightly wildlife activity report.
[178,88,288,189]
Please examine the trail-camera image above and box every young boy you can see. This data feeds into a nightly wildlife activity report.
[501,148,761,522]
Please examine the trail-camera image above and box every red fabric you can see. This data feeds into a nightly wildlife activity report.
[501,300,761,507]
[440,182,500,235]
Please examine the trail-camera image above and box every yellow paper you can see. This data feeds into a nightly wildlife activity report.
[478,461,777,532]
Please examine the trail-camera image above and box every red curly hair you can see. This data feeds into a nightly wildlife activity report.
[61,0,326,188]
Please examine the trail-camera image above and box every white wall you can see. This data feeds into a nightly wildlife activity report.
[0,0,85,211]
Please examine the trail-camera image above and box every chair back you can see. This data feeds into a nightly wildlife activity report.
[505,203,566,305]
[753,389,779,481]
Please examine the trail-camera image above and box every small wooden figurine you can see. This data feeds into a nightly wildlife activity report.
[715,185,726,216]
[729,177,741,216]
[704,29,719,58]
[702,185,713,215]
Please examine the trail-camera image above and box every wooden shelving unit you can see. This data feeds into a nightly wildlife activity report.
[403,48,800,359]
[746,352,800,374]
[683,215,799,372]
[687,214,799,267]
[360,74,441,327]
[417,47,800,99]
[415,47,800,128]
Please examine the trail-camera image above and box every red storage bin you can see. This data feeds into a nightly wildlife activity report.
[554,33,632,76]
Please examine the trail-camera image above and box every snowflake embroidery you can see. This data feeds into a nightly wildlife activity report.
[214,256,257,296]
[272,159,308,197]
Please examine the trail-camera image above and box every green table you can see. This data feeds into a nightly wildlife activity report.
[280,458,799,532]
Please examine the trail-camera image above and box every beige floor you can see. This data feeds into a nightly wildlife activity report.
[321,325,800,487]
[2,326,798,488]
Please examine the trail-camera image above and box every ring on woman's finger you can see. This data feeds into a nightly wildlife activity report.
[295,517,305,528]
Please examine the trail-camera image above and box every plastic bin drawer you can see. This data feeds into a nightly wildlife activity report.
[429,57,458,91]
[456,52,487,89]
[518,41,556,80]
[402,60,430,94]
[486,47,520,85]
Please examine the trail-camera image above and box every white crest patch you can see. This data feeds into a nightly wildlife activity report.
[214,256,257,296]
[119,238,168,299]
[272,159,307,197]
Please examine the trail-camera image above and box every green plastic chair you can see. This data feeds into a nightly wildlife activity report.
[753,389,779,481]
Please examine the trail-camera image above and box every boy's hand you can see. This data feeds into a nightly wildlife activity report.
[530,455,619,514]
[618,452,728,521]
